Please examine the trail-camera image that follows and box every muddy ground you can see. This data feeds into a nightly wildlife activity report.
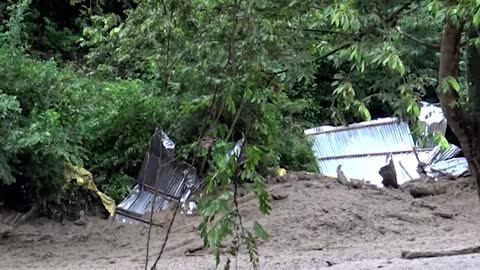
[1,173,480,270]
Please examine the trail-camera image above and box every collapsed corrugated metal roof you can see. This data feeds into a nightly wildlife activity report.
[306,117,428,186]
[114,128,201,225]
[114,129,246,225]
[422,144,462,165]
[424,157,471,178]
[304,103,468,187]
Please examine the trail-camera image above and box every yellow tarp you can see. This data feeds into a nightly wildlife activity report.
[64,163,116,216]
[275,168,287,177]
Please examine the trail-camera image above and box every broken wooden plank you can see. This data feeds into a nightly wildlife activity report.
[401,246,480,259]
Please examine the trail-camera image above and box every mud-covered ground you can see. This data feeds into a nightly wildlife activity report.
[1,173,480,270]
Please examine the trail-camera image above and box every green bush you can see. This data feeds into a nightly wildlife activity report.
[0,46,174,206]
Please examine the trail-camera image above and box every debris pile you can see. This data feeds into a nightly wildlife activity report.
[114,128,245,225]
[114,128,202,225]
[304,102,470,187]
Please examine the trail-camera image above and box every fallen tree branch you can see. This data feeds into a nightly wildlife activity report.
[401,245,480,259]
[412,147,427,175]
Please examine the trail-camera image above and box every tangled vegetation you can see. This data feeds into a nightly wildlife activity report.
[2,0,480,268]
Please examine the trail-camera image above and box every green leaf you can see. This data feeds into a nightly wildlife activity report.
[225,94,236,114]
[433,133,449,150]
[474,9,480,27]
[439,78,450,93]
[253,221,269,240]
[447,76,460,92]
[357,103,371,121]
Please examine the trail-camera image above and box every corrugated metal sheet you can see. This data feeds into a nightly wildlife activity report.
[114,128,200,225]
[304,102,468,186]
[305,117,422,186]
[304,117,401,136]
[317,150,432,187]
[114,130,243,224]
[421,144,462,165]
[308,119,414,159]
[424,157,471,178]
[114,185,173,224]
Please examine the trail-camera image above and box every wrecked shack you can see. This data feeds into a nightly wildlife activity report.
[304,103,470,187]
[113,128,245,225]
[113,128,201,225]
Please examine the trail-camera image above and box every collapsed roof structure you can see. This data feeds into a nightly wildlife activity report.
[113,128,202,225]
[304,102,470,187]
[113,128,245,225]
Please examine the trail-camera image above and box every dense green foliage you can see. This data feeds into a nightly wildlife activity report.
[3,0,480,267]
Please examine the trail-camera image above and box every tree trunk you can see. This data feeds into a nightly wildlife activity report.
[437,22,480,198]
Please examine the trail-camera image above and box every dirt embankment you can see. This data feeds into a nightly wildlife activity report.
[1,173,480,270]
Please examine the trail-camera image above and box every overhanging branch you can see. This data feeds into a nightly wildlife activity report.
[286,26,353,36]
[314,1,413,63]
[395,26,440,49]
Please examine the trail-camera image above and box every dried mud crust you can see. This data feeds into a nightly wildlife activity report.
[1,173,480,270]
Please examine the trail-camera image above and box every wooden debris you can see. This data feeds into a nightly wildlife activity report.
[184,245,204,256]
[10,204,39,227]
[271,193,288,200]
[336,165,350,186]
[348,179,365,189]
[407,181,449,198]
[0,224,13,239]
[401,245,480,259]
[433,211,454,219]
[304,181,325,189]
[296,171,320,181]
[411,200,437,210]
[73,210,87,226]
[326,261,335,267]
[379,158,399,188]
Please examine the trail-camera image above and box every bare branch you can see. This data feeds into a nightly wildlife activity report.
[395,26,440,49]
[286,26,353,36]
[314,43,351,62]
[150,203,180,270]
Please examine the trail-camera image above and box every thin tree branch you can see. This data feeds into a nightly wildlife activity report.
[150,202,180,270]
[163,0,174,89]
[144,190,157,270]
[261,69,288,76]
[384,1,413,26]
[315,43,351,62]
[192,85,220,166]
[395,26,440,49]
[261,69,289,85]
[286,26,352,36]
[144,127,170,270]
[159,0,168,16]
[225,92,246,142]
[314,1,413,63]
